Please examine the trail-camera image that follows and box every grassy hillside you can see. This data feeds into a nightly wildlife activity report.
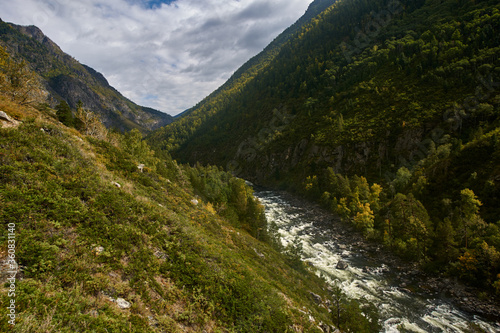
[0,95,365,332]
[148,0,500,294]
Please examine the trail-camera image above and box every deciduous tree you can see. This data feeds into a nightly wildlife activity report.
[75,105,107,140]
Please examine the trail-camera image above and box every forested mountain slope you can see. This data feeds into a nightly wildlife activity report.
[149,0,500,294]
[0,19,173,132]
[149,0,337,148]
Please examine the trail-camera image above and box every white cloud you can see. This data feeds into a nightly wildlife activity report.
[0,0,313,115]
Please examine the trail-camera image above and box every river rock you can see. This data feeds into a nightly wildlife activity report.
[336,260,348,270]
[400,288,412,294]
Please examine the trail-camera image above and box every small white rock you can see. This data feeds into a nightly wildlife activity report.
[253,248,265,258]
[116,298,131,309]
[0,111,13,122]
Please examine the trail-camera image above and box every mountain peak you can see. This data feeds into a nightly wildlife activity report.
[12,23,63,54]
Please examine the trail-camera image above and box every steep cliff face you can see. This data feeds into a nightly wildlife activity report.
[198,120,430,187]
[0,19,173,132]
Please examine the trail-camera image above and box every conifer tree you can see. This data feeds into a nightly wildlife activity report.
[56,100,74,127]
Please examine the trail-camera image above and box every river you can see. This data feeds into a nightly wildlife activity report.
[254,190,500,333]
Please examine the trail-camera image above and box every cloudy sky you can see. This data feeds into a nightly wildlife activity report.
[0,0,313,115]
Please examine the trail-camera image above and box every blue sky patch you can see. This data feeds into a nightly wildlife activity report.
[129,0,177,10]
[147,0,177,9]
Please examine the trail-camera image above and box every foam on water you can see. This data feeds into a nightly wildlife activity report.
[256,190,500,333]
[383,317,428,333]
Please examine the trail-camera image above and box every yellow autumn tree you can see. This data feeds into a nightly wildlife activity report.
[456,188,486,249]
[75,105,107,140]
[353,202,374,235]
[457,251,478,281]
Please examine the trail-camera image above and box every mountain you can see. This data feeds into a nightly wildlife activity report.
[149,0,500,295]
[149,0,337,148]
[0,19,173,132]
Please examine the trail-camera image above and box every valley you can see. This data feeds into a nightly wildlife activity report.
[1,0,499,331]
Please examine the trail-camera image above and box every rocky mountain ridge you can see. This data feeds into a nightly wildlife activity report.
[0,18,173,132]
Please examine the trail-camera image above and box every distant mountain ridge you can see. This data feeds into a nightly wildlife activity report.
[0,18,173,132]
